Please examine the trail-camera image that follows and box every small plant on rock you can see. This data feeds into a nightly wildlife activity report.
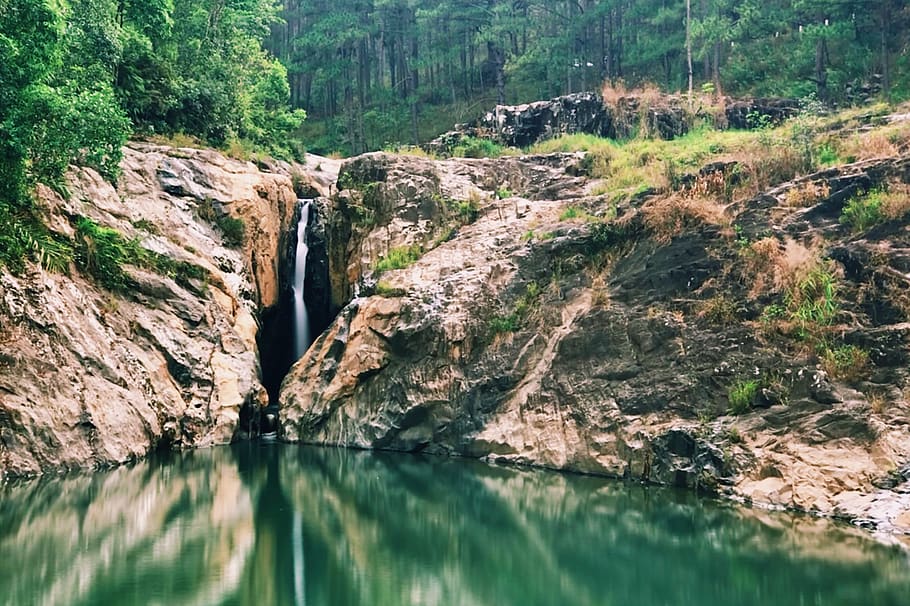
[217,215,246,247]
[820,344,870,382]
[728,379,759,415]
[840,190,884,233]
[452,136,503,158]
[785,264,839,336]
[373,244,423,274]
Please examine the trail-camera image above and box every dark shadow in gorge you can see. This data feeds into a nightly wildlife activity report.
[253,201,334,427]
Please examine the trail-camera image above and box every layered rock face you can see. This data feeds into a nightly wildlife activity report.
[280,147,910,534]
[0,144,329,477]
[428,92,799,151]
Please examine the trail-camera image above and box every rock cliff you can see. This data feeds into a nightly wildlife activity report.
[0,143,332,477]
[427,92,799,152]
[280,139,910,535]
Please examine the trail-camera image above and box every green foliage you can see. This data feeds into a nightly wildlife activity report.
[816,144,840,166]
[74,216,140,290]
[73,216,206,291]
[448,194,481,225]
[0,200,74,273]
[760,303,787,325]
[784,265,839,335]
[1,0,128,205]
[131,218,159,234]
[728,380,759,415]
[489,281,541,334]
[195,198,246,247]
[840,190,885,232]
[820,344,871,382]
[489,313,521,334]
[373,245,423,274]
[217,215,246,248]
[374,280,406,297]
[452,137,504,159]
[559,206,582,221]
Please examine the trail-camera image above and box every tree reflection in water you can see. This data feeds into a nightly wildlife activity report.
[2,445,909,606]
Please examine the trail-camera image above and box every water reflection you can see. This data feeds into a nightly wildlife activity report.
[2,445,909,606]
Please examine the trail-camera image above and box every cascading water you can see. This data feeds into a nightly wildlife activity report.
[293,200,313,360]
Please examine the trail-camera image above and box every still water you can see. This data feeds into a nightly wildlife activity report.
[1,444,909,606]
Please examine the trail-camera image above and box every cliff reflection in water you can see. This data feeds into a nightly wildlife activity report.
[2,445,909,606]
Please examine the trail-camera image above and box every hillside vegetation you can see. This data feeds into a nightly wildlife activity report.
[270,1,910,155]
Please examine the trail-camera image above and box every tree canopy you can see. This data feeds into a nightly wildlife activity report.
[267,0,910,154]
[0,0,305,211]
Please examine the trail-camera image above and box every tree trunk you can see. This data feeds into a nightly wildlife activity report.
[686,0,693,103]
[880,6,891,100]
[815,37,828,102]
[712,42,722,96]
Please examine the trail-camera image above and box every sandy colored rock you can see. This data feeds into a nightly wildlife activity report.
[0,144,330,478]
[280,145,910,538]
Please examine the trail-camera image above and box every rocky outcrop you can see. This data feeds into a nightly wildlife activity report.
[428,92,690,151]
[280,145,910,536]
[427,92,800,152]
[724,97,801,129]
[0,144,333,477]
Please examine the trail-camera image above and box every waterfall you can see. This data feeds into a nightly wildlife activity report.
[293,200,312,360]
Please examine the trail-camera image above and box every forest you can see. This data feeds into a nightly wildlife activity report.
[269,0,910,154]
[2,0,909,205]
[1,0,304,213]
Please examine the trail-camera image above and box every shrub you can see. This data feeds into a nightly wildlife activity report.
[728,379,759,414]
[0,201,74,273]
[560,206,582,221]
[783,181,830,207]
[820,345,870,382]
[217,215,246,248]
[489,281,542,334]
[374,281,407,297]
[489,313,521,333]
[840,190,884,232]
[131,218,160,234]
[816,144,839,166]
[785,264,839,330]
[449,191,481,224]
[373,244,423,273]
[700,295,739,326]
[641,194,728,243]
[452,136,503,158]
[74,217,141,290]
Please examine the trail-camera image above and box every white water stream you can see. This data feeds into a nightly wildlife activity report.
[293,200,312,360]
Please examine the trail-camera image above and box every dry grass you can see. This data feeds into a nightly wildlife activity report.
[145,132,205,149]
[687,170,731,200]
[783,181,831,207]
[820,345,870,383]
[641,193,729,243]
[775,238,828,292]
[834,116,910,162]
[869,391,889,415]
[698,294,739,325]
[590,275,611,308]
[880,181,910,219]
[600,80,632,107]
[740,237,784,298]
